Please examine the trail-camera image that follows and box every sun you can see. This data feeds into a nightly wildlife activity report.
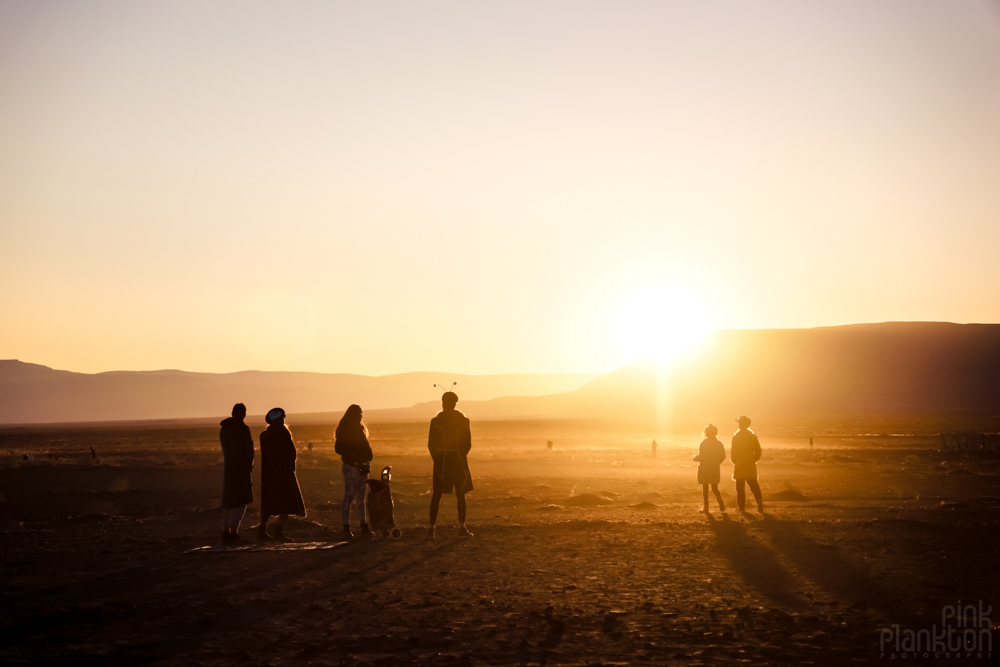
[615,285,710,362]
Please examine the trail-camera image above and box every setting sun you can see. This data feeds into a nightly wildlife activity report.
[615,285,710,362]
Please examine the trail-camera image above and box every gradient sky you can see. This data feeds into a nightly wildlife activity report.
[2,1,999,376]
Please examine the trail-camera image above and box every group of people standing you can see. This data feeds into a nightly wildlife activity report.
[693,415,765,514]
[217,391,475,544]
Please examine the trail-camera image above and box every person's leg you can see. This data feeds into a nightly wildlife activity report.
[457,492,473,536]
[429,490,442,526]
[342,465,355,535]
[712,484,725,511]
[457,492,467,525]
[736,480,746,511]
[748,480,763,512]
[273,513,290,541]
[701,484,709,512]
[357,478,372,537]
[257,513,272,541]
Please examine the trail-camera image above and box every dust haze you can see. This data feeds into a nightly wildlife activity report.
[3,413,999,665]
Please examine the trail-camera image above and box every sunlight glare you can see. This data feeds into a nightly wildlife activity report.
[615,285,710,362]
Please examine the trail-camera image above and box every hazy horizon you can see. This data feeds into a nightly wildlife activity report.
[2,2,999,377]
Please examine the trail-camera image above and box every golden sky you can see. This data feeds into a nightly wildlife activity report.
[1,1,999,375]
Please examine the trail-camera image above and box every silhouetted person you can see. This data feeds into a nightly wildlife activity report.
[428,391,474,538]
[89,446,98,459]
[335,404,373,539]
[731,415,764,513]
[547,440,553,450]
[693,424,726,513]
[651,439,657,458]
[220,403,254,543]
[257,408,305,542]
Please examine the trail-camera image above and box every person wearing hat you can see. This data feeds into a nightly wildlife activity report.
[257,407,306,541]
[731,416,764,513]
[219,403,254,543]
[427,391,474,538]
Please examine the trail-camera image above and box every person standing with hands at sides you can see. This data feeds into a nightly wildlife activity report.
[731,415,764,513]
[335,404,374,539]
[257,408,306,542]
[428,391,474,538]
[693,424,726,513]
[219,403,254,543]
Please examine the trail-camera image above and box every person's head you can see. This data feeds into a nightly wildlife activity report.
[232,403,247,420]
[737,415,751,429]
[336,404,368,437]
[704,423,719,438]
[442,391,458,410]
[265,407,286,427]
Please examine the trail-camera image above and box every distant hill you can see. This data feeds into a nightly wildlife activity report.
[0,362,598,424]
[370,322,1000,424]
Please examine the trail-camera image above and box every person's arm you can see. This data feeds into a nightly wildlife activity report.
[244,427,255,470]
[754,436,762,462]
[460,424,472,456]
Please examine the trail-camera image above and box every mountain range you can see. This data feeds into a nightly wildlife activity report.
[3,322,999,425]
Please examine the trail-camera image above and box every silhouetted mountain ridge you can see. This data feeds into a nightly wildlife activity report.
[369,322,1000,422]
[0,361,598,424]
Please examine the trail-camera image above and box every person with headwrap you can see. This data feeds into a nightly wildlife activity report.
[427,391,474,538]
[334,404,374,539]
[257,407,306,541]
[219,403,254,543]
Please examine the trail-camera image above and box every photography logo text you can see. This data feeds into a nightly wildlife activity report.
[881,601,994,659]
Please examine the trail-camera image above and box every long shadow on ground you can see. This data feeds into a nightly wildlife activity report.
[705,514,806,609]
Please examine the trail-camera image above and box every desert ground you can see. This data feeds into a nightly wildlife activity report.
[2,416,1000,666]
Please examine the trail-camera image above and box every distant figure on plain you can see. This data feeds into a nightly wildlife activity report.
[335,404,374,539]
[219,403,254,543]
[693,424,726,513]
[651,439,657,458]
[428,391,474,538]
[89,446,98,459]
[732,415,764,513]
[547,440,553,450]
[257,408,306,542]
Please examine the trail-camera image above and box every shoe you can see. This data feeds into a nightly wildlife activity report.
[222,530,234,544]
[757,505,765,514]
[273,525,292,543]
[343,523,355,539]
[458,525,473,537]
[359,522,374,539]
[257,526,273,542]
[427,525,436,539]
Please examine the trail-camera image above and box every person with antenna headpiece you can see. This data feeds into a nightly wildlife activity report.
[427,383,474,538]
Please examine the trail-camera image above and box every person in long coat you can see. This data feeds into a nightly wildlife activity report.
[427,391,474,538]
[219,403,254,543]
[693,423,726,513]
[731,415,764,513]
[257,407,306,542]
[334,404,374,539]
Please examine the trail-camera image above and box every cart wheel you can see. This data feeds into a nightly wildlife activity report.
[390,527,402,539]
[381,529,390,538]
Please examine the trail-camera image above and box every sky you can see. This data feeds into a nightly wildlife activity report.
[1,1,999,376]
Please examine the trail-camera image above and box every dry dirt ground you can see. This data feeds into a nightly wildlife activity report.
[2,418,1000,666]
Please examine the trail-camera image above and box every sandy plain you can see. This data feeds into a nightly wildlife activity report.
[2,417,1000,666]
